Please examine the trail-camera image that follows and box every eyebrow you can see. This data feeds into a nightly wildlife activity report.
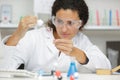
[56,17,79,22]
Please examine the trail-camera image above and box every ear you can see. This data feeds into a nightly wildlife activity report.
[78,20,82,29]
[80,20,83,27]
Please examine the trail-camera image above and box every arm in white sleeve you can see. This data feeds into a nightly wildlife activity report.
[77,33,111,72]
[0,31,34,70]
[84,45,111,72]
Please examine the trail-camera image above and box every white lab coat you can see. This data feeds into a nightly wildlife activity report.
[0,27,111,73]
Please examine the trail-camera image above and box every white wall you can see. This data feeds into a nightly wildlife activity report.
[0,29,4,62]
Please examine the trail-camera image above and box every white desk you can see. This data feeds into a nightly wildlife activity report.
[0,73,120,80]
[78,74,120,80]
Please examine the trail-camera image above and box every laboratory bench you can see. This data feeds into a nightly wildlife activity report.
[0,73,120,80]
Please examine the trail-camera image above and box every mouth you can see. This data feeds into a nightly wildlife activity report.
[61,34,70,38]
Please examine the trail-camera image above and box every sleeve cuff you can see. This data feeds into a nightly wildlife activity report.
[80,56,89,65]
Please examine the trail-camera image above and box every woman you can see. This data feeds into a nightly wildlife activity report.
[0,0,111,73]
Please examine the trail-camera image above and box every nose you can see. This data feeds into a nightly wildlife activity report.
[61,23,68,32]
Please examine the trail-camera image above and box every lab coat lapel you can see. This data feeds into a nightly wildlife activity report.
[46,39,59,56]
[45,27,59,56]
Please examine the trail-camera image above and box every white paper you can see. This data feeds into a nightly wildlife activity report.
[107,48,119,68]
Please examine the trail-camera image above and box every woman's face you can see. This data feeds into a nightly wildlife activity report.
[54,9,82,39]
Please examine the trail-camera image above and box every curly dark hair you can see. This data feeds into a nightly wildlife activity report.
[47,0,89,31]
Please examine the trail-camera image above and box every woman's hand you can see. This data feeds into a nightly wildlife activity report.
[54,39,73,55]
[16,16,37,38]
[54,39,87,64]
[6,16,37,46]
